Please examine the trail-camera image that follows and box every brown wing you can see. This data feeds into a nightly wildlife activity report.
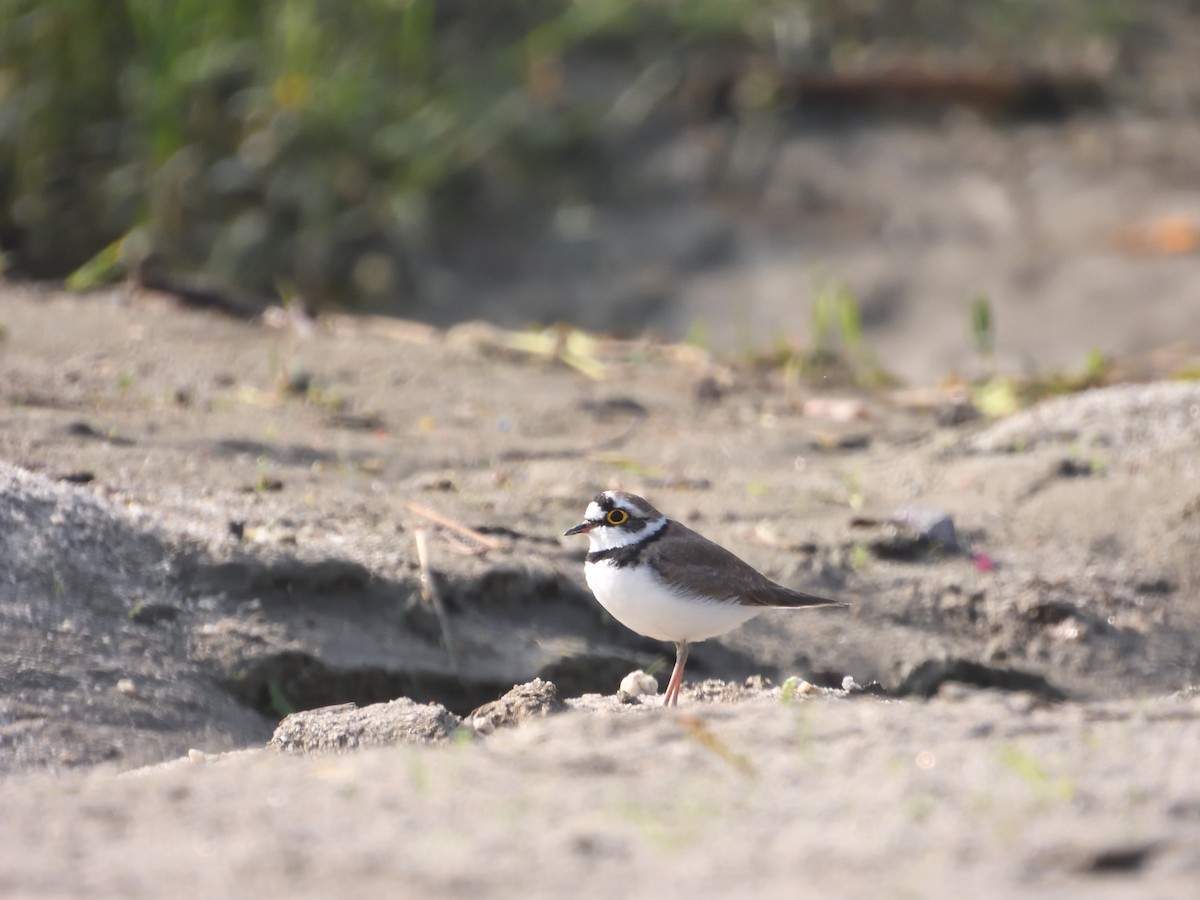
[647,521,847,609]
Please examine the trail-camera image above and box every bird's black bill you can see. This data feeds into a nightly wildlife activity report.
[564,521,594,536]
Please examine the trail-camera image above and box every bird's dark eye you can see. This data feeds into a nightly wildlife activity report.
[606,509,629,526]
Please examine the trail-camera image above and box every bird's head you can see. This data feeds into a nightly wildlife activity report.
[564,490,666,550]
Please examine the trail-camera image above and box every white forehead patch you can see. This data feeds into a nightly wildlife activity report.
[585,500,604,522]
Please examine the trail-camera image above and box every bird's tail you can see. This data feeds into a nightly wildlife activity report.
[771,586,849,609]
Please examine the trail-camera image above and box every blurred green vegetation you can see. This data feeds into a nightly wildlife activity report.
[0,0,1134,309]
[0,0,767,305]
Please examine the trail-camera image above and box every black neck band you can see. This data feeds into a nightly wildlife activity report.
[585,520,671,568]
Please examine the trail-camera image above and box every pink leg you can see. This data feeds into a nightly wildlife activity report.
[662,641,689,707]
[663,667,681,707]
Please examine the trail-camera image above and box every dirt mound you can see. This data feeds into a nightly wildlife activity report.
[0,462,271,771]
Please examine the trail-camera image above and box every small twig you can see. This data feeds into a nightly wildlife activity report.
[588,411,646,453]
[496,410,645,464]
[413,527,461,677]
[404,501,504,552]
[440,533,485,557]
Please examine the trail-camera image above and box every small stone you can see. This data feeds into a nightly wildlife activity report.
[270,698,460,752]
[841,675,862,693]
[782,678,818,698]
[888,506,960,550]
[115,678,136,695]
[128,602,179,626]
[467,679,566,733]
[803,397,868,422]
[619,670,659,698]
[936,682,975,702]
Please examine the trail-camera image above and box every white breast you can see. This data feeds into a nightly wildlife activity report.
[584,559,760,643]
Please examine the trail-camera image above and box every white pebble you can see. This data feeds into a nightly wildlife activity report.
[782,677,818,697]
[619,670,659,698]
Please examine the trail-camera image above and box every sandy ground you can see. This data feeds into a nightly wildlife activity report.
[3,689,1200,899]
[1,284,1199,896]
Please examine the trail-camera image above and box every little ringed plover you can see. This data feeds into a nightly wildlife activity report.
[565,490,847,706]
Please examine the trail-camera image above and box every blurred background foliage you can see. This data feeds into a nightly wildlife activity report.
[0,0,1137,310]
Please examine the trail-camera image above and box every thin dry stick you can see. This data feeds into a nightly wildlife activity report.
[404,501,503,552]
[413,527,461,678]
[439,532,485,557]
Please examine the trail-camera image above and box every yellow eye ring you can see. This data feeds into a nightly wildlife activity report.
[606,509,629,526]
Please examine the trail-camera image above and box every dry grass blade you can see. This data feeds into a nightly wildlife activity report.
[677,715,757,778]
[404,502,503,551]
[414,527,461,678]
